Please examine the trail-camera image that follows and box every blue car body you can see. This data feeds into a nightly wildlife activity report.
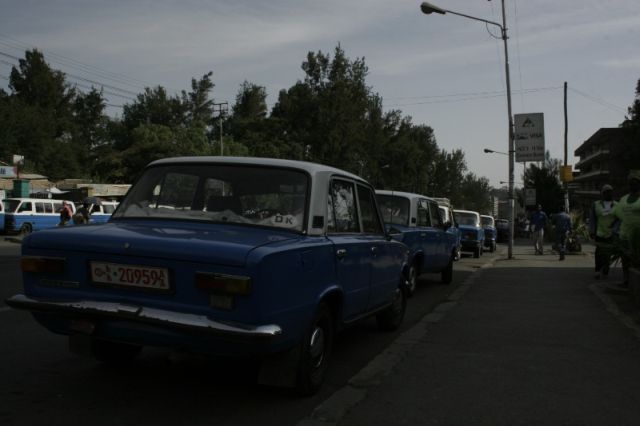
[7,157,409,394]
[481,215,497,252]
[454,209,485,258]
[3,198,76,234]
[435,202,462,261]
[376,190,456,294]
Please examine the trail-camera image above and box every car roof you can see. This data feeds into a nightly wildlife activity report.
[454,209,480,215]
[375,190,435,202]
[149,156,366,183]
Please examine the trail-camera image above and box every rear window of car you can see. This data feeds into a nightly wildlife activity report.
[454,211,479,227]
[114,164,309,232]
[481,216,494,227]
[376,194,410,227]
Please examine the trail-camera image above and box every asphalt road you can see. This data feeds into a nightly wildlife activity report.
[0,239,497,426]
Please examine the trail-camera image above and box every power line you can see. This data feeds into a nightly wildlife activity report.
[0,35,152,91]
[568,87,626,114]
[0,52,137,101]
[384,86,562,102]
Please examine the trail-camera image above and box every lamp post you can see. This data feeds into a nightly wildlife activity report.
[421,1,515,259]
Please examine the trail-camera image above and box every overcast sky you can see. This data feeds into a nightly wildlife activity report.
[1,0,638,186]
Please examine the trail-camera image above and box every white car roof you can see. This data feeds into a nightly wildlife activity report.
[150,156,365,182]
[375,189,435,202]
[454,209,480,216]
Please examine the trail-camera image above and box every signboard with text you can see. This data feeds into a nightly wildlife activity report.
[514,113,545,162]
[524,188,536,206]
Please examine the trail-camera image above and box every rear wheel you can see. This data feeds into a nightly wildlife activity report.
[91,339,142,365]
[376,287,406,331]
[20,223,33,235]
[441,255,453,284]
[296,303,334,396]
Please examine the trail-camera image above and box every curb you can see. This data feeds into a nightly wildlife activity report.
[297,250,502,426]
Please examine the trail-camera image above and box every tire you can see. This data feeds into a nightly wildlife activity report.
[20,223,33,235]
[91,339,142,365]
[441,255,453,284]
[295,303,334,396]
[376,286,406,332]
[407,263,418,297]
[473,247,480,258]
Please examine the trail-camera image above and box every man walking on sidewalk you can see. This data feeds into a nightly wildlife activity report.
[590,184,617,279]
[554,207,572,261]
[530,204,548,255]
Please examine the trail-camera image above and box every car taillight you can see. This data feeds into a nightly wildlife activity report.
[195,273,252,296]
[21,257,66,274]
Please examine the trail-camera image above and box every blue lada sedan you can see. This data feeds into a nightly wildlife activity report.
[481,214,497,252]
[375,190,456,296]
[454,209,485,258]
[6,157,409,395]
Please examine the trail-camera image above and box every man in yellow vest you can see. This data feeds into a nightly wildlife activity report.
[612,170,640,287]
[589,184,616,279]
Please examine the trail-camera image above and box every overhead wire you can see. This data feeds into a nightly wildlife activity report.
[568,87,626,114]
[0,34,151,91]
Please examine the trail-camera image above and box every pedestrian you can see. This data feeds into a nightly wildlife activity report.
[553,207,572,261]
[612,170,640,287]
[58,201,73,226]
[74,201,92,225]
[590,184,617,279]
[530,204,548,255]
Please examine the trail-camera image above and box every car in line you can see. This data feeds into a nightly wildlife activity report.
[6,157,409,395]
[375,190,456,296]
[453,209,485,258]
[481,214,497,252]
[3,198,76,234]
[433,197,462,261]
[88,201,119,224]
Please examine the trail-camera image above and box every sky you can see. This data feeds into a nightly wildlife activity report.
[0,0,638,186]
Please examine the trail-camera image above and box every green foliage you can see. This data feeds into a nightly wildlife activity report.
[523,151,564,215]
[2,45,491,205]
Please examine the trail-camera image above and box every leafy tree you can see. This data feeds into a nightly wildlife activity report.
[621,78,640,128]
[523,151,564,214]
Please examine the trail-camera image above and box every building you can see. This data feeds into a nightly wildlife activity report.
[572,127,636,211]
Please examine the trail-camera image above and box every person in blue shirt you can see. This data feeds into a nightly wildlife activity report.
[530,204,548,255]
[553,207,573,261]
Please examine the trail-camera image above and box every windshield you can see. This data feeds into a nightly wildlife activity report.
[103,204,117,214]
[481,216,494,227]
[376,194,410,227]
[3,199,20,213]
[113,164,309,232]
[454,211,479,227]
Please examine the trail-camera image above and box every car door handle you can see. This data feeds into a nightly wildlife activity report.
[371,246,378,254]
[420,233,426,237]
[336,249,347,259]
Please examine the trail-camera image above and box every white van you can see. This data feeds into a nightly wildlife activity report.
[3,198,77,234]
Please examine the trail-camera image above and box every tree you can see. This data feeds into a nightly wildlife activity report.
[621,78,640,128]
[523,151,564,215]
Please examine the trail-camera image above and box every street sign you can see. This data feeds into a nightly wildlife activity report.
[524,188,536,206]
[560,165,573,182]
[514,113,545,162]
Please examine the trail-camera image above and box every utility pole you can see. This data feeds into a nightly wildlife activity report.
[563,82,569,212]
[212,102,229,156]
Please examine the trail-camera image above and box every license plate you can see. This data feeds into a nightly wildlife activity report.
[90,261,170,290]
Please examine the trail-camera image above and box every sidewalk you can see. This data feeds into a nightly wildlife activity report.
[303,243,640,425]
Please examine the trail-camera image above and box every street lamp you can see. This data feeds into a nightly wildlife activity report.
[484,148,508,156]
[420,1,515,259]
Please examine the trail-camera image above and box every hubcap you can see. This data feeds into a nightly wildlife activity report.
[309,326,325,368]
